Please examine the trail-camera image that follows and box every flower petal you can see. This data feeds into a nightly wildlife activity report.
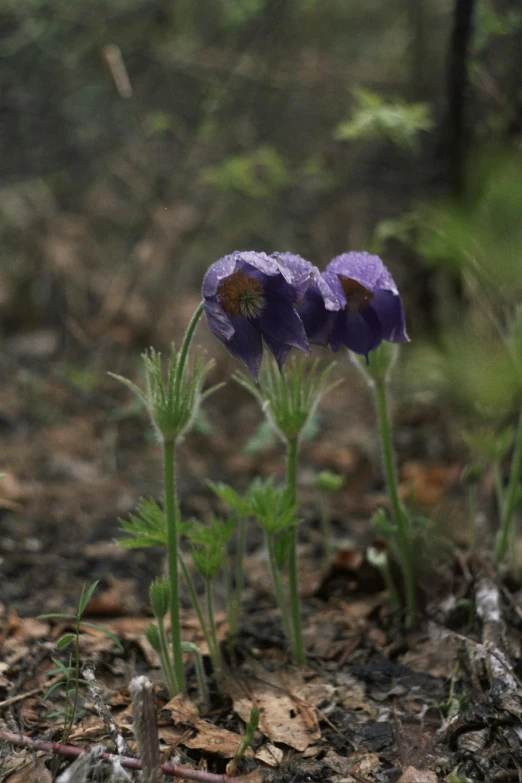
[225,317,264,379]
[329,308,382,357]
[263,334,292,370]
[202,251,279,298]
[327,252,399,295]
[204,298,235,342]
[371,290,409,343]
[255,295,310,354]
[272,252,316,290]
[202,254,238,298]
[299,287,336,345]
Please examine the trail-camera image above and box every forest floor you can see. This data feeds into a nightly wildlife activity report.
[1,294,522,783]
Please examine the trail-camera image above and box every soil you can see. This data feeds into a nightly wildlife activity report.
[1,299,522,783]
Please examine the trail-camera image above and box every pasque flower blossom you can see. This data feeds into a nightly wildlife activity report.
[299,251,408,358]
[202,251,314,379]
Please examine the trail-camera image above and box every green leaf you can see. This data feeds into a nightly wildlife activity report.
[462,425,515,462]
[208,481,250,516]
[242,419,277,455]
[188,517,235,580]
[57,634,76,649]
[80,623,124,652]
[200,145,291,199]
[334,87,433,151]
[37,613,77,621]
[47,664,73,677]
[78,580,100,616]
[246,478,298,536]
[42,681,67,701]
[118,497,168,549]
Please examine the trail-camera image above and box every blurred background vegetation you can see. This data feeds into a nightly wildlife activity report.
[0,0,521,349]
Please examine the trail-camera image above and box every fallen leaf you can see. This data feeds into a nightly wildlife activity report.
[0,472,28,511]
[400,461,460,506]
[255,743,284,766]
[223,659,321,752]
[323,749,380,780]
[159,694,252,759]
[397,766,438,783]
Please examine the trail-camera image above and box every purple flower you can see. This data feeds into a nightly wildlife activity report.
[202,251,314,379]
[299,251,408,359]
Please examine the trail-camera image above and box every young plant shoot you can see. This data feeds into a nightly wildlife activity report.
[236,357,339,663]
[316,469,345,565]
[111,303,217,693]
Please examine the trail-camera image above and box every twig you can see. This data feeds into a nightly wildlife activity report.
[0,731,256,783]
[475,577,519,692]
[82,662,133,758]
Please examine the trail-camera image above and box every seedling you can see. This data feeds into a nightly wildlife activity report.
[38,581,123,743]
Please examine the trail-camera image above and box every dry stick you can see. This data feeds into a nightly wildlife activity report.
[0,731,254,783]
[0,671,65,709]
[129,676,163,783]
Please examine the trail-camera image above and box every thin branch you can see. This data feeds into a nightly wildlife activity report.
[0,731,256,783]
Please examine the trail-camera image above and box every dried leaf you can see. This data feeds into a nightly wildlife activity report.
[223,659,321,752]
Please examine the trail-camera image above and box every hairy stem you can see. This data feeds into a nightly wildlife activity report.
[285,435,305,664]
[164,439,186,692]
[176,301,205,398]
[267,535,294,649]
[205,579,221,679]
[318,490,332,565]
[157,616,178,696]
[374,379,416,627]
[496,407,522,564]
[178,552,213,656]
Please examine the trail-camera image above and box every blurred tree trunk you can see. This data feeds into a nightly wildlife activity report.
[446,0,476,197]
[408,0,427,101]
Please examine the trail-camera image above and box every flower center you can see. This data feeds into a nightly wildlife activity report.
[338,276,374,313]
[218,269,266,319]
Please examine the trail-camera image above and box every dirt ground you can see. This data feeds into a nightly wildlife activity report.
[1,296,522,783]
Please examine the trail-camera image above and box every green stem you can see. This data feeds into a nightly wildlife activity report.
[468,485,477,554]
[318,490,332,566]
[181,642,209,707]
[374,379,416,628]
[163,439,186,692]
[176,301,204,397]
[493,461,504,516]
[205,579,222,679]
[157,616,178,696]
[381,559,401,612]
[233,515,246,637]
[267,535,294,649]
[285,436,305,664]
[65,622,82,742]
[496,407,522,563]
[178,552,213,657]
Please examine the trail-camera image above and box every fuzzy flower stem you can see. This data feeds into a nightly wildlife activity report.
[373,379,416,628]
[205,579,222,679]
[286,435,306,664]
[233,515,246,636]
[468,485,477,554]
[157,615,178,696]
[176,301,205,395]
[164,440,186,692]
[178,553,213,658]
[318,490,332,566]
[267,535,294,648]
[496,406,522,564]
